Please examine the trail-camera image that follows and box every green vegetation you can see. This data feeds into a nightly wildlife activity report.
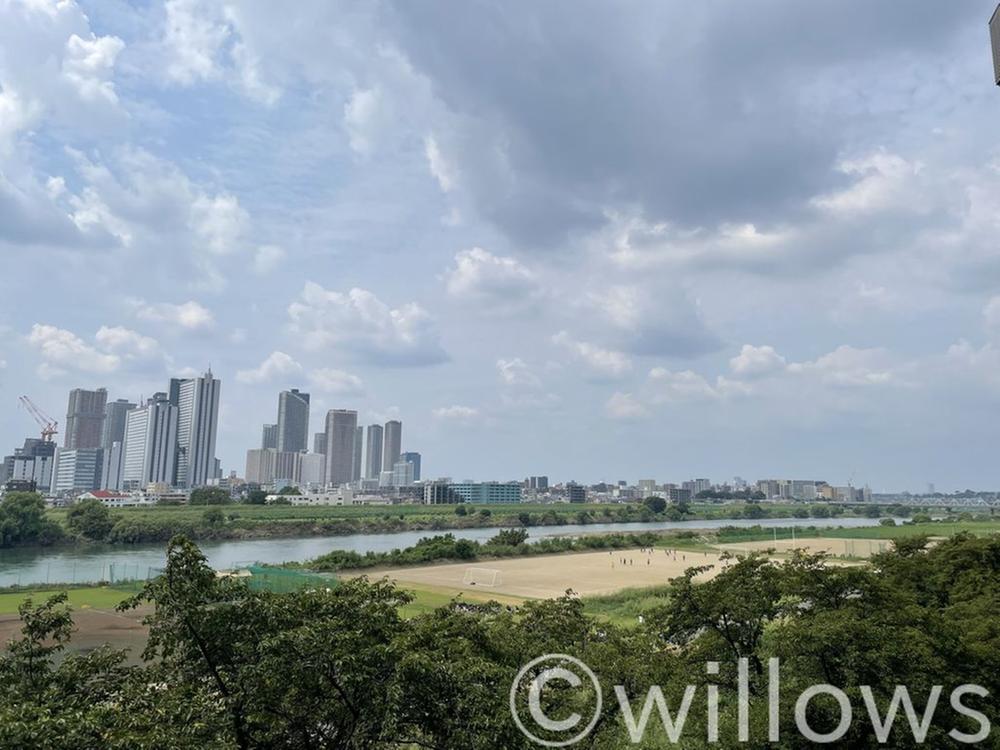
[306,530,667,571]
[3,533,1000,747]
[188,486,232,505]
[0,492,64,548]
[0,585,133,615]
[66,498,114,540]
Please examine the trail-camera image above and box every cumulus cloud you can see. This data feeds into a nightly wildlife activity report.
[787,345,895,387]
[444,247,540,314]
[551,331,631,378]
[236,351,302,384]
[288,282,447,366]
[729,345,787,378]
[308,368,365,395]
[253,245,286,275]
[605,391,648,420]
[496,358,540,388]
[94,326,160,359]
[432,405,479,421]
[26,324,119,375]
[131,299,214,330]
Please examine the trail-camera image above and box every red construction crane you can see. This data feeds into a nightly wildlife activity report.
[18,395,59,442]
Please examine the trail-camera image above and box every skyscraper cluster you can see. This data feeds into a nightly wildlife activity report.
[1,372,221,495]
[245,396,418,491]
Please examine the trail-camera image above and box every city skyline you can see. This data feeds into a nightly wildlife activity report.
[2,2,1000,491]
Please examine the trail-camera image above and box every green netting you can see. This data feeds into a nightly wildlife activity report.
[241,565,337,594]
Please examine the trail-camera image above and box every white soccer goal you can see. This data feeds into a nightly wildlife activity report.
[462,567,503,587]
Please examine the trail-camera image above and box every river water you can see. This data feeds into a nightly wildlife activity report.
[0,516,888,587]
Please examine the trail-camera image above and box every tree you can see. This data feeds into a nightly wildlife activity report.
[277,485,301,495]
[453,504,467,516]
[202,508,225,527]
[188,487,232,505]
[642,495,667,514]
[66,498,114,541]
[0,492,63,547]
[489,528,529,547]
[244,489,268,505]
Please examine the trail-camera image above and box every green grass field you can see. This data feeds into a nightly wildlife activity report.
[0,585,135,615]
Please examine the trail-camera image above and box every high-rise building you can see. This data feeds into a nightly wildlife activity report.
[400,451,421,481]
[392,459,415,487]
[299,453,325,486]
[2,439,56,492]
[262,424,278,450]
[382,420,401,472]
[52,447,104,493]
[101,399,135,451]
[64,388,108,450]
[991,4,1000,86]
[169,371,220,489]
[122,394,178,489]
[324,410,357,486]
[276,389,310,453]
[313,432,327,454]
[101,441,124,491]
[352,426,363,481]
[364,424,383,479]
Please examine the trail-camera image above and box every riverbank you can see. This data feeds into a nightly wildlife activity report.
[30,499,916,549]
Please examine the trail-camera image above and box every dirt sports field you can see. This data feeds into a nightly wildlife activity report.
[0,604,151,661]
[716,537,893,559]
[361,548,726,600]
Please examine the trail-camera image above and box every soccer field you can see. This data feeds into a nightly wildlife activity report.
[358,547,725,600]
[716,537,894,559]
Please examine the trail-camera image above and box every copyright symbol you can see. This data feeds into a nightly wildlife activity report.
[509,654,602,747]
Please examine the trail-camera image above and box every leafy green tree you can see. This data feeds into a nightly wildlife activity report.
[188,487,231,505]
[202,508,225,527]
[66,498,114,541]
[276,485,301,495]
[489,528,529,546]
[453,504,467,516]
[642,495,667,514]
[0,492,63,547]
[244,489,268,505]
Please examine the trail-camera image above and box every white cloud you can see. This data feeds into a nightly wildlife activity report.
[729,344,787,377]
[236,351,302,384]
[94,326,160,358]
[444,247,540,314]
[288,282,447,366]
[551,331,631,378]
[605,392,648,419]
[425,135,457,192]
[812,151,923,216]
[61,33,125,105]
[433,405,479,421]
[983,296,1000,333]
[26,324,119,374]
[132,299,214,330]
[497,358,540,388]
[308,368,364,395]
[344,87,384,155]
[647,368,738,403]
[191,192,247,255]
[161,0,229,85]
[252,244,285,275]
[787,345,894,387]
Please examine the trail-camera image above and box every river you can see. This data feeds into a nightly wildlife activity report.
[0,516,889,587]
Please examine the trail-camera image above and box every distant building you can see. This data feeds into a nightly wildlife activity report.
[122,394,178,490]
[364,425,383,479]
[64,388,108,450]
[313,432,326,454]
[446,482,522,504]
[276,389,310,453]
[353,426,363,481]
[566,482,586,503]
[400,452,421,481]
[261,424,278,450]
[244,448,303,487]
[637,479,657,496]
[169,371,220,489]
[101,399,135,451]
[101,441,124,491]
[382,420,401,472]
[2,439,56,492]
[391,459,415,487]
[324,410,357,486]
[52,447,104,493]
[991,4,1000,85]
[299,452,325,486]
[527,475,548,491]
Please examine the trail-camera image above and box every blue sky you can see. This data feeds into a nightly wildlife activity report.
[2,0,1000,491]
